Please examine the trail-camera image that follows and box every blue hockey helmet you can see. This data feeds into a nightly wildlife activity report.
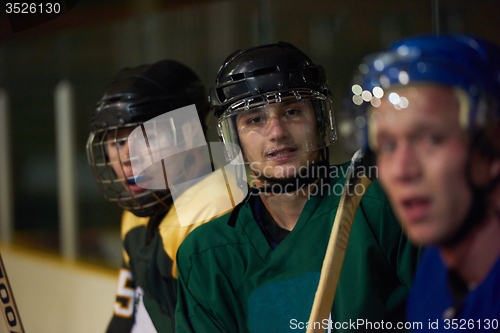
[343,34,500,156]
[342,34,500,247]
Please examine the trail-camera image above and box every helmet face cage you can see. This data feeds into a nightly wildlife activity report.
[86,121,172,217]
[342,34,500,155]
[217,88,336,164]
[88,60,209,217]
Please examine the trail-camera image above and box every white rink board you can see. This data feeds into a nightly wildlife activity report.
[0,244,116,333]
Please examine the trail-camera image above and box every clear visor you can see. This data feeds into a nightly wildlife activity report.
[217,89,336,164]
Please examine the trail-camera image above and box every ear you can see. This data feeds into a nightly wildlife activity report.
[470,152,496,186]
[490,158,500,180]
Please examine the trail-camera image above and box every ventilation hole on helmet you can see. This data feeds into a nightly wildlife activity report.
[231,73,245,81]
[216,88,227,103]
[106,96,122,103]
[252,66,279,77]
[288,60,310,69]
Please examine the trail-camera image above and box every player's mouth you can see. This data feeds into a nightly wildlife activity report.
[266,147,298,162]
[125,175,147,194]
[399,196,431,223]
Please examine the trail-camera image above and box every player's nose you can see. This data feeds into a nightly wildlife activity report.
[267,115,289,142]
[393,143,422,183]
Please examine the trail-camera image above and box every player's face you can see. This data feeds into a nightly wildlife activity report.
[236,100,319,182]
[106,127,147,195]
[371,85,471,246]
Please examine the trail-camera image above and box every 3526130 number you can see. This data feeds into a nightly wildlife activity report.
[443,318,499,330]
[5,2,61,14]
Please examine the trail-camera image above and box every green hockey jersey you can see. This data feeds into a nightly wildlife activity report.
[175,162,420,332]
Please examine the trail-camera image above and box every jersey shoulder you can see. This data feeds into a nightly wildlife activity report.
[159,171,242,277]
[176,204,252,264]
[121,210,149,239]
[167,169,244,228]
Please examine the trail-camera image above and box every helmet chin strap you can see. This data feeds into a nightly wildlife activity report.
[227,148,330,228]
[125,190,173,218]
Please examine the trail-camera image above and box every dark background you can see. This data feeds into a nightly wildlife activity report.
[0,0,498,268]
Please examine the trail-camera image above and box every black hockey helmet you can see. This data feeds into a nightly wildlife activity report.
[91,60,207,132]
[87,60,208,217]
[209,42,336,164]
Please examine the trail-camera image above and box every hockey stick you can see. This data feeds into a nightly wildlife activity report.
[0,251,25,333]
[307,149,376,333]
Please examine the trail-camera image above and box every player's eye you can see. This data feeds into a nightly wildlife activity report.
[116,139,128,147]
[285,108,301,116]
[426,133,443,145]
[414,132,444,147]
[378,140,396,154]
[247,116,265,125]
